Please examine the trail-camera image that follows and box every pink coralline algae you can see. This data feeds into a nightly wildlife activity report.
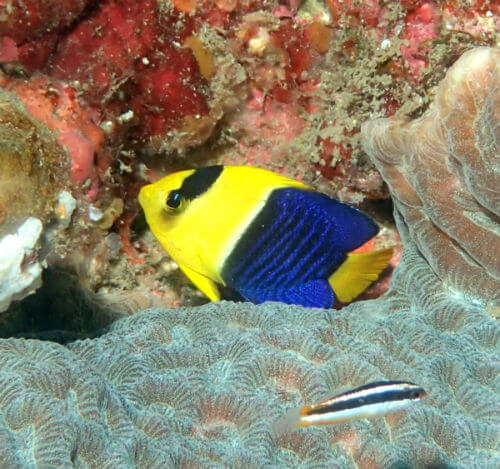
[362,47,500,304]
[0,0,90,43]
[47,0,210,140]
[0,75,104,187]
[0,0,91,69]
[1,0,498,198]
[400,2,441,79]
[1,0,224,152]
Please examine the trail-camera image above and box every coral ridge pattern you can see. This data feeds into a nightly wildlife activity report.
[0,239,498,468]
[362,47,500,304]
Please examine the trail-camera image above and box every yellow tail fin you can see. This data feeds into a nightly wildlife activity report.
[329,248,394,303]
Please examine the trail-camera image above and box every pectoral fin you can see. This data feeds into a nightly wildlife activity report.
[178,264,221,301]
[329,248,393,303]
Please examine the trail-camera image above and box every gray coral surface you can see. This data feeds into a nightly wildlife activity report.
[0,239,498,468]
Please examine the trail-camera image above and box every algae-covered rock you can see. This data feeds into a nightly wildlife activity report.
[0,88,68,237]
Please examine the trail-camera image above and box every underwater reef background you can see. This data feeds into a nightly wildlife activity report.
[0,0,499,314]
[0,1,499,468]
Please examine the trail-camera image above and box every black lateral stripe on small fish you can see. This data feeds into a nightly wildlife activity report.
[302,380,425,416]
[178,165,223,200]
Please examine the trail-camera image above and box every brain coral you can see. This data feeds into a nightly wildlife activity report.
[0,240,498,468]
[0,47,499,469]
[362,47,500,305]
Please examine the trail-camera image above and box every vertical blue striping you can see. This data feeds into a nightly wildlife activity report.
[221,187,379,308]
[249,212,310,285]
[273,210,323,286]
[234,208,299,284]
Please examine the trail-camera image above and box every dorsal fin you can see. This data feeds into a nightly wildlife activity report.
[288,189,380,252]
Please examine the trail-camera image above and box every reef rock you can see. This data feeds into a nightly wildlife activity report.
[0,0,90,44]
[0,46,499,469]
[0,88,69,234]
[0,218,43,313]
[362,47,500,304]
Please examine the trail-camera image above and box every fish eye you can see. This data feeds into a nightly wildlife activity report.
[165,191,182,210]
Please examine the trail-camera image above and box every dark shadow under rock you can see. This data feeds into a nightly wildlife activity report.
[0,268,126,343]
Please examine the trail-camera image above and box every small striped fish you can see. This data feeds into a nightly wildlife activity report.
[297,380,426,427]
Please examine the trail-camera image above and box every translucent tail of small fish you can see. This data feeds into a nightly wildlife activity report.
[272,406,302,438]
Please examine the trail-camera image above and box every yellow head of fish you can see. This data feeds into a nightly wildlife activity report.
[138,168,193,247]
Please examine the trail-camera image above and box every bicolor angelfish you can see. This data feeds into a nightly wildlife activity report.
[138,165,393,308]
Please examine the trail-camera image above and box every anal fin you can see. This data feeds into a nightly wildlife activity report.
[240,280,335,309]
[329,248,393,303]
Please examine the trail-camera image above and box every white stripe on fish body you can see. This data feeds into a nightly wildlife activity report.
[298,397,417,426]
[297,381,425,428]
[313,381,422,407]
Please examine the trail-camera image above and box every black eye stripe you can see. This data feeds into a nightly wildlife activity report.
[178,166,223,200]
